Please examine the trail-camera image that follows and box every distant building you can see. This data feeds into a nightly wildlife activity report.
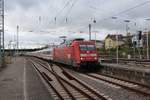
[104,34,125,49]
[91,40,104,49]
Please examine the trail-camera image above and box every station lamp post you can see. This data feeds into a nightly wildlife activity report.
[124,20,130,58]
[8,40,12,60]
[145,19,150,59]
[93,19,96,45]
[17,25,19,55]
[112,17,118,64]
[88,19,96,41]
[89,24,91,40]
[124,20,130,35]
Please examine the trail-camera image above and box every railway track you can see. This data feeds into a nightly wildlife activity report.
[102,59,150,68]
[27,57,150,99]
[28,58,110,100]
[85,73,150,97]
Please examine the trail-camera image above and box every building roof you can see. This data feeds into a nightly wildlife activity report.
[91,40,104,43]
[105,34,125,41]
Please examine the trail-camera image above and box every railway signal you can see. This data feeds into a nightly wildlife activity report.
[124,20,130,35]
[93,19,96,23]
[138,31,142,40]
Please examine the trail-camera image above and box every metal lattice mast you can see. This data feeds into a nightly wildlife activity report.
[0,0,4,65]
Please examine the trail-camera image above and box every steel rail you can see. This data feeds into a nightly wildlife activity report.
[30,61,64,100]
[57,64,108,100]
[36,60,98,100]
[87,74,150,97]
[31,58,76,100]
[32,59,99,100]
[98,73,150,89]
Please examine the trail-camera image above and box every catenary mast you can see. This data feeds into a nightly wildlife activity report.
[0,0,4,65]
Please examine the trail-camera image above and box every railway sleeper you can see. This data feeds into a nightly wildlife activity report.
[62,81,90,99]
[89,74,150,96]
[93,74,138,88]
[73,95,86,98]
[34,59,107,100]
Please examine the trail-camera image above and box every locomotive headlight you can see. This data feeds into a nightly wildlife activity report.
[94,57,97,60]
[80,57,83,60]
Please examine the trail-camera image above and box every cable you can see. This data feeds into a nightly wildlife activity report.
[115,0,150,16]
[51,0,73,25]
[97,0,150,22]
[55,0,73,18]
[66,0,78,17]
[61,0,78,24]
[76,0,150,31]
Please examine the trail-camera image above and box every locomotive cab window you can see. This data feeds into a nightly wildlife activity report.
[80,45,87,51]
[79,45,96,51]
[87,45,96,51]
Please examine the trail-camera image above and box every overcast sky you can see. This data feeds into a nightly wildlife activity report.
[4,0,150,48]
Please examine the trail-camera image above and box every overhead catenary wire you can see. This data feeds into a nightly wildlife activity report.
[60,0,79,24]
[96,0,150,23]
[78,0,150,31]
[50,0,150,33]
[54,0,73,23]
[55,0,73,17]
[115,0,150,16]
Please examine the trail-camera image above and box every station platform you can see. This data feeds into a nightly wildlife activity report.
[101,63,150,73]
[0,57,53,100]
[100,63,150,85]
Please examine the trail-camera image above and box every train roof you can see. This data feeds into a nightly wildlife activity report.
[73,40,95,44]
[32,47,53,53]
[59,38,84,45]
[72,38,84,41]
[58,38,95,47]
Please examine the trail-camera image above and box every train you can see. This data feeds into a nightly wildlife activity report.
[53,38,99,69]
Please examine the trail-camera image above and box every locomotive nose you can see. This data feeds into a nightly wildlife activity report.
[87,51,90,53]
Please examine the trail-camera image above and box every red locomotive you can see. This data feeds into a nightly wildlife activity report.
[53,38,99,69]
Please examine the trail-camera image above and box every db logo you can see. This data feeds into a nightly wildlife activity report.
[68,54,71,59]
